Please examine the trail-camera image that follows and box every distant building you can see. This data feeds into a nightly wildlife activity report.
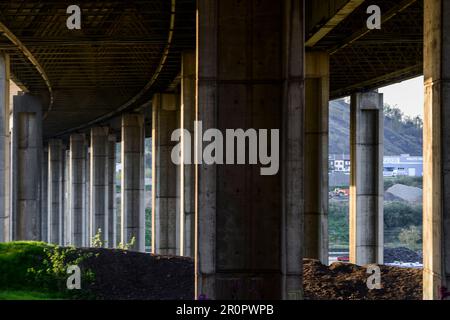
[329,154,351,173]
[329,154,423,177]
[383,154,423,177]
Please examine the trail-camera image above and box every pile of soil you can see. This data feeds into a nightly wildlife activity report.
[384,247,422,263]
[76,249,422,300]
[303,259,422,300]
[78,248,194,300]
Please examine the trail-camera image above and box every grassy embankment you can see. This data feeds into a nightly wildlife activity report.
[0,241,94,300]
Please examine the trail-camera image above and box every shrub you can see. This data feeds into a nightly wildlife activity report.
[0,242,95,299]
[398,226,422,250]
[384,201,422,228]
[329,202,349,246]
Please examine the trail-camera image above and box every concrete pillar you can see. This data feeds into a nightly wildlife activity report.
[180,51,196,257]
[423,0,450,300]
[69,133,86,247]
[41,148,48,242]
[349,92,384,266]
[85,145,91,246]
[48,139,63,245]
[0,53,10,242]
[90,127,109,245]
[304,52,329,264]
[11,94,43,241]
[121,114,145,252]
[152,94,179,255]
[63,148,70,245]
[107,134,116,248]
[196,0,304,299]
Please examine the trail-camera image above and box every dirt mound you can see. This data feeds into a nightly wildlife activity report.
[78,248,194,300]
[303,259,422,300]
[76,249,422,300]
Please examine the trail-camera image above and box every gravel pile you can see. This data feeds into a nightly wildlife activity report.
[384,184,422,203]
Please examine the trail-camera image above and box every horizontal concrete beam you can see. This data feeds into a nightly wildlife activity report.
[306,0,364,47]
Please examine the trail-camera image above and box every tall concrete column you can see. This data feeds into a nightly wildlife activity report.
[180,51,196,257]
[69,133,86,247]
[41,148,48,242]
[48,139,63,245]
[152,94,179,255]
[423,0,450,300]
[11,94,43,241]
[107,134,116,248]
[90,127,109,245]
[122,114,145,252]
[0,53,10,242]
[63,148,70,245]
[196,0,304,299]
[85,145,91,246]
[349,92,384,266]
[304,52,329,264]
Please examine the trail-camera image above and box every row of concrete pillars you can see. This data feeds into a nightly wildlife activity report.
[0,47,386,299]
[0,0,449,300]
[2,110,146,251]
[0,50,198,257]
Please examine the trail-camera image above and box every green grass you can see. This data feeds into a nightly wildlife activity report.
[0,290,65,300]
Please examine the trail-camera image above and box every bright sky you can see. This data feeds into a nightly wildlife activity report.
[9,81,21,110]
[379,76,424,119]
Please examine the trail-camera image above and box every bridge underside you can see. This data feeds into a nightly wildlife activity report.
[0,0,422,138]
[0,0,447,300]
[0,0,196,138]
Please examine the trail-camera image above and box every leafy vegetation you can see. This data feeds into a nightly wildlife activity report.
[329,202,349,246]
[384,176,422,191]
[91,228,104,248]
[117,236,136,250]
[398,226,422,251]
[145,208,152,249]
[329,200,423,251]
[0,242,95,300]
[384,202,422,229]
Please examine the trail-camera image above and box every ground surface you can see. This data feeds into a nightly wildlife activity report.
[0,242,422,300]
[79,248,194,300]
[304,259,422,300]
[81,251,422,300]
